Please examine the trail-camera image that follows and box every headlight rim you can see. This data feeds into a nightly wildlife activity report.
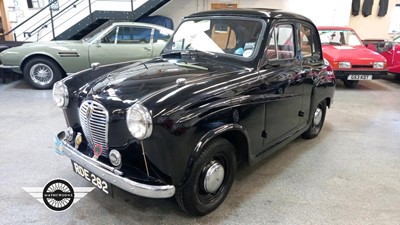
[126,103,153,140]
[52,81,69,109]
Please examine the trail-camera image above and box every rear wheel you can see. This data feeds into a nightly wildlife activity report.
[302,100,326,139]
[175,137,237,216]
[343,79,359,88]
[23,57,64,89]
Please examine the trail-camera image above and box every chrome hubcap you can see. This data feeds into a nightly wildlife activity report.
[30,63,53,85]
[313,107,322,125]
[203,160,225,193]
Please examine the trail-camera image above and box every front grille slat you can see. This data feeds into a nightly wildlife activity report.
[91,115,106,120]
[90,118,107,123]
[89,123,106,129]
[79,100,109,157]
[352,65,374,69]
[91,133,106,138]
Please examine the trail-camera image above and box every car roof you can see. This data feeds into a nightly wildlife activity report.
[317,26,355,31]
[186,8,313,23]
[109,21,173,33]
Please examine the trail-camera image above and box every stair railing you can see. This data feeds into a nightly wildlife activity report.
[24,0,83,40]
[32,0,115,41]
[2,0,58,40]
[20,0,76,39]
[4,0,152,42]
[35,0,141,42]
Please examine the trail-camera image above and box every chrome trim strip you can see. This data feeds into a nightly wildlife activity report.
[58,52,80,57]
[0,64,19,69]
[55,132,175,198]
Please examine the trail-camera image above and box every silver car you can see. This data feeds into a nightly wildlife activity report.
[0,21,173,89]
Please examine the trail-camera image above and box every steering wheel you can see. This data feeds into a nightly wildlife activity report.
[185,44,192,50]
[102,36,110,43]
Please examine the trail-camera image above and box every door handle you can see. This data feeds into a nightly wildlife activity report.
[143,47,151,51]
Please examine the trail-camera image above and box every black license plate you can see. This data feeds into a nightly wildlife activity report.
[71,161,113,195]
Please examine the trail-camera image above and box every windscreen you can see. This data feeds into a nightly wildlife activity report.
[82,21,114,42]
[163,18,264,58]
[319,30,362,46]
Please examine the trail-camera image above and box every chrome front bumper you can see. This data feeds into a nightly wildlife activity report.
[54,131,175,198]
[0,64,19,69]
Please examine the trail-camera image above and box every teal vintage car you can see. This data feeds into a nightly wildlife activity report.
[0,21,173,89]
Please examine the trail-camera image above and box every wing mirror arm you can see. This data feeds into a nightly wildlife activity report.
[94,40,101,47]
[91,62,101,71]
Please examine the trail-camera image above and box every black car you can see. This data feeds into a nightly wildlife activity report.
[53,8,335,216]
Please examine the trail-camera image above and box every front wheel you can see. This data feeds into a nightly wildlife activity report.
[343,79,359,88]
[175,137,237,216]
[23,57,64,89]
[302,100,327,139]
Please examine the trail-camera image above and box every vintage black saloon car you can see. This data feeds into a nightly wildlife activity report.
[53,9,335,216]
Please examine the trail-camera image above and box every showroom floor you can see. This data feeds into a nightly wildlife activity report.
[1,76,400,225]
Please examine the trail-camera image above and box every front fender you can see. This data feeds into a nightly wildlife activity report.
[21,50,89,74]
[178,123,249,187]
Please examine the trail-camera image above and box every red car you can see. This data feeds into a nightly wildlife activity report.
[318,26,387,88]
[364,36,400,74]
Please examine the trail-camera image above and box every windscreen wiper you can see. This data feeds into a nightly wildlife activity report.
[188,49,218,58]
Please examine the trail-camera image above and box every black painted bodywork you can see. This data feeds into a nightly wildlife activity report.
[61,9,335,188]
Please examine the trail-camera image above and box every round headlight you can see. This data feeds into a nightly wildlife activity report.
[52,81,69,109]
[126,104,152,140]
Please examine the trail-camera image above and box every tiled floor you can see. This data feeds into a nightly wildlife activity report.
[1,77,400,225]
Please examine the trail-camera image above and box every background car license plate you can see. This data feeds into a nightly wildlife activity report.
[348,75,372,80]
[71,161,112,195]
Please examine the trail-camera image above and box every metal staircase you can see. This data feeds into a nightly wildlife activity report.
[56,11,131,40]
[1,0,171,42]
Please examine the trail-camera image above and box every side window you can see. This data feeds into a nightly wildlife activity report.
[266,29,276,59]
[266,24,295,60]
[154,29,171,43]
[101,27,118,44]
[116,27,152,44]
[300,25,313,57]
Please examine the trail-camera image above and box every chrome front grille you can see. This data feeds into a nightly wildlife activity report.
[352,65,374,69]
[79,100,109,157]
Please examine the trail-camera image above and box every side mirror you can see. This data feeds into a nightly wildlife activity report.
[94,39,101,47]
[91,62,100,71]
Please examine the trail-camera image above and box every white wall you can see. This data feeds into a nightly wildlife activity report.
[6,0,354,41]
[154,0,352,28]
[349,0,400,40]
[273,0,351,26]
[152,0,206,28]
